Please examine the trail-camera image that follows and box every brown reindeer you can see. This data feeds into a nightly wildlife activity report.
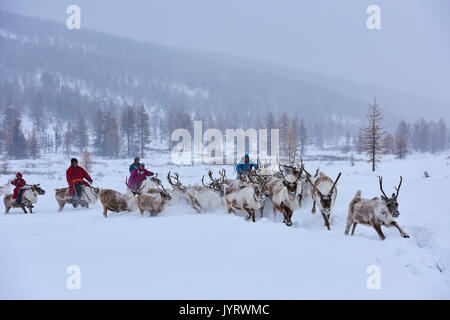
[99,178,140,217]
[136,184,172,216]
[345,176,409,240]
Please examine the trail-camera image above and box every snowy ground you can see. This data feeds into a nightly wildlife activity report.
[0,151,449,299]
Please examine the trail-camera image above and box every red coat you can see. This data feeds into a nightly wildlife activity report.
[66,165,92,196]
[11,178,26,199]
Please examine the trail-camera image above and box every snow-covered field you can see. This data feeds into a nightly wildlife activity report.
[0,152,449,299]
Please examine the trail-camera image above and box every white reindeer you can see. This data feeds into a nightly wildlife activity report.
[345,176,409,240]
[167,172,222,213]
[4,184,46,213]
[267,164,301,227]
[223,174,271,222]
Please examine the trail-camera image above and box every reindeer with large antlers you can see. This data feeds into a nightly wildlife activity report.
[222,170,272,222]
[345,176,409,240]
[304,168,341,230]
[167,171,222,213]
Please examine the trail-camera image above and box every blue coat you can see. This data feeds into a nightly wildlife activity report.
[236,159,258,178]
[129,162,140,174]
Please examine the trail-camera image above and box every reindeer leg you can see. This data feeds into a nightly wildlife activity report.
[372,223,386,240]
[311,200,316,214]
[351,222,358,235]
[5,205,11,214]
[29,205,33,214]
[103,207,108,218]
[189,196,201,213]
[344,219,353,235]
[21,205,27,214]
[390,221,410,238]
[260,205,264,218]
[57,200,65,212]
[251,209,255,223]
[320,210,330,230]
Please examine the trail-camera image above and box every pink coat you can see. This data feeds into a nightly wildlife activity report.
[128,169,154,189]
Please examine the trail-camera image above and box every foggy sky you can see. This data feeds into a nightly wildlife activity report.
[1,0,449,104]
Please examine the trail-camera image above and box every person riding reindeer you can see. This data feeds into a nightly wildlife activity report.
[127,163,154,191]
[11,172,27,205]
[66,158,93,208]
[235,154,259,179]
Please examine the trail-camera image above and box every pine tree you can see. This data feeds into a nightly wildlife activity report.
[343,131,352,153]
[81,149,93,172]
[120,106,137,157]
[298,118,308,156]
[28,129,40,159]
[136,104,151,158]
[104,116,121,157]
[394,120,410,159]
[360,98,386,171]
[63,123,73,155]
[5,118,28,159]
[92,110,106,156]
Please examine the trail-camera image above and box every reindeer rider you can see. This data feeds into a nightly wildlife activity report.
[11,172,27,205]
[127,163,154,191]
[235,153,259,179]
[66,158,93,208]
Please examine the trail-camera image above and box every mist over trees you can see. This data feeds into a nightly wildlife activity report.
[0,11,448,162]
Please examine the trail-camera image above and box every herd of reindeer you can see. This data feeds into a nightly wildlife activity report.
[0,158,409,240]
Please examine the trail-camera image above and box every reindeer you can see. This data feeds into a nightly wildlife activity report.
[136,184,172,216]
[167,172,222,213]
[223,173,271,222]
[99,178,140,218]
[54,185,100,211]
[4,184,46,214]
[304,169,341,230]
[267,164,301,226]
[345,176,409,240]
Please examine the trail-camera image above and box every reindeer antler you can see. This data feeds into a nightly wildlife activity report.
[167,171,184,190]
[329,172,342,195]
[394,176,403,198]
[378,176,388,198]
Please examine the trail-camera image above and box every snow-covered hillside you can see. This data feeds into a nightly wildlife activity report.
[0,152,449,299]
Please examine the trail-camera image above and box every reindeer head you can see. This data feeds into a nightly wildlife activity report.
[379,176,402,218]
[248,172,271,202]
[307,172,341,214]
[156,183,172,201]
[30,184,46,195]
[202,170,226,195]
[150,173,162,187]
[279,164,300,198]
